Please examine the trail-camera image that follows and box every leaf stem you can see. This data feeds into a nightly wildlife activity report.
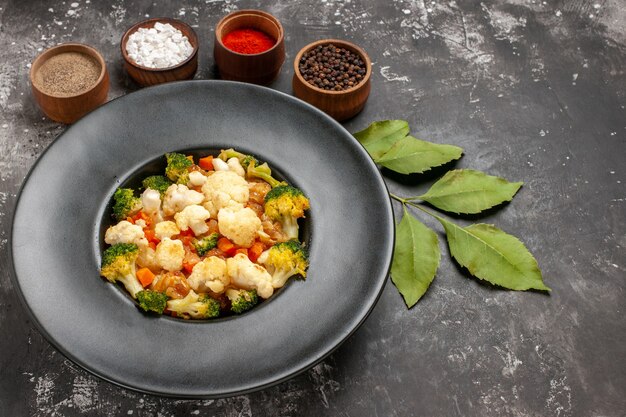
[411,203,438,217]
[390,192,445,222]
[389,193,408,204]
[390,193,423,204]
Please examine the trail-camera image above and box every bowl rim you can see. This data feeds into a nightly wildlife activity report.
[120,17,199,72]
[293,38,372,95]
[10,80,395,398]
[29,42,108,99]
[214,9,285,57]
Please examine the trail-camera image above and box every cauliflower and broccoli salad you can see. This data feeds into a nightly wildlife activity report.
[101,150,310,319]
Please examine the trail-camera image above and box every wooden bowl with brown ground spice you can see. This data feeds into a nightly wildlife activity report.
[292,39,371,122]
[30,43,109,124]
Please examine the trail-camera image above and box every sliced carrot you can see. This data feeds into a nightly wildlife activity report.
[178,235,193,248]
[178,228,194,237]
[131,210,151,226]
[136,267,156,288]
[144,229,160,245]
[248,241,264,263]
[198,155,214,171]
[235,248,249,257]
[217,237,237,257]
[182,259,198,274]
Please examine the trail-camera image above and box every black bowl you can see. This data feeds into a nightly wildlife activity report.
[11,80,394,397]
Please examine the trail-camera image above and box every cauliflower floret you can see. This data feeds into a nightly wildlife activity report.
[174,204,211,236]
[226,253,274,298]
[227,157,246,177]
[104,220,148,246]
[188,171,207,187]
[217,205,262,247]
[201,171,249,217]
[136,245,160,272]
[141,188,163,223]
[212,158,229,171]
[106,221,160,272]
[187,256,230,294]
[155,238,185,272]
[154,220,180,240]
[162,184,204,216]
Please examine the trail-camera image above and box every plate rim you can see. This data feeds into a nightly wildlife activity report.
[9,80,395,398]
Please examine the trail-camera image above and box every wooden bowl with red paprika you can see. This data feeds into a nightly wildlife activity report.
[214,10,285,85]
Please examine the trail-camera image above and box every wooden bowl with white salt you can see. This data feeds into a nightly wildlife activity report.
[121,17,199,87]
[30,43,109,124]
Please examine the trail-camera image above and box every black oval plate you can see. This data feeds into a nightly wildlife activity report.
[11,81,394,398]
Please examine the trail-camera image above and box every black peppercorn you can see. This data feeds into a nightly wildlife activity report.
[298,43,367,91]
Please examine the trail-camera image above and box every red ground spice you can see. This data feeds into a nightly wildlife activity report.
[222,28,275,54]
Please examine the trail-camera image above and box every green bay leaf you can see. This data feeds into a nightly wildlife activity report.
[376,136,463,175]
[390,208,441,307]
[419,169,523,214]
[436,217,550,291]
[353,120,410,159]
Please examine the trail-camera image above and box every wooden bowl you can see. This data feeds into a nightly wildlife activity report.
[292,39,371,122]
[121,18,199,87]
[30,43,109,124]
[214,10,285,85]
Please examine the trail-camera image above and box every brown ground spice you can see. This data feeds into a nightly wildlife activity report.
[33,52,101,96]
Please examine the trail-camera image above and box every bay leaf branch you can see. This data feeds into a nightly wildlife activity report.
[416,206,550,292]
[376,136,463,175]
[390,206,441,307]
[353,120,410,159]
[418,169,523,214]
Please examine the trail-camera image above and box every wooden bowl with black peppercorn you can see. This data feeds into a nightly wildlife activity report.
[292,39,371,121]
[30,43,109,124]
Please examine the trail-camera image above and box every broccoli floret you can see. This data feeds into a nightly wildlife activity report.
[218,148,257,170]
[225,288,259,314]
[264,185,310,239]
[241,155,258,170]
[165,152,193,184]
[112,188,142,221]
[100,243,143,298]
[257,240,309,288]
[142,175,172,196]
[247,161,286,188]
[137,290,168,314]
[166,290,220,319]
[218,148,286,186]
[193,232,219,256]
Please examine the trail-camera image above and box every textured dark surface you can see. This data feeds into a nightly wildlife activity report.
[0,0,624,416]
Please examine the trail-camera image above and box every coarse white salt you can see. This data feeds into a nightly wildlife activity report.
[126,22,194,69]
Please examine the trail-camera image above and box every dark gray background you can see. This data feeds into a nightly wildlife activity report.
[1,0,624,416]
